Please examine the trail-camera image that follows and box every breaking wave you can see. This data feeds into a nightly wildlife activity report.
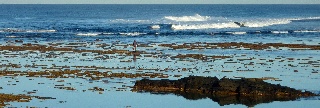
[106,15,320,30]
[164,14,211,22]
[171,22,240,30]
[169,19,292,30]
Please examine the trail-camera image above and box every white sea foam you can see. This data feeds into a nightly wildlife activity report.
[171,22,240,30]
[164,14,211,22]
[101,33,116,35]
[233,17,320,28]
[26,30,57,33]
[77,33,99,36]
[271,31,289,34]
[291,16,320,21]
[232,32,247,35]
[120,32,147,36]
[150,25,160,29]
[6,36,19,38]
[294,30,320,33]
[38,30,57,32]
[110,19,150,23]
[0,28,57,33]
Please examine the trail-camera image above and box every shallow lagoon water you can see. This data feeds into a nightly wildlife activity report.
[1,34,319,107]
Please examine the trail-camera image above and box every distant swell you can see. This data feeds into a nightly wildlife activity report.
[291,17,320,22]
[244,19,292,27]
[1,27,320,38]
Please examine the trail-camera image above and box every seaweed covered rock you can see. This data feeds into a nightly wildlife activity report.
[133,76,317,107]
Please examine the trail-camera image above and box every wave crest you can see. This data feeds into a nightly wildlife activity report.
[164,14,210,22]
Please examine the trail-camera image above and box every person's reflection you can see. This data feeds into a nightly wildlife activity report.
[133,53,137,62]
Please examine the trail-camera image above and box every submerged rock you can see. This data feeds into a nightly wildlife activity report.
[133,76,318,107]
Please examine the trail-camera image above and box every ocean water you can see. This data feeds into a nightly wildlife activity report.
[1,5,320,39]
[0,4,320,107]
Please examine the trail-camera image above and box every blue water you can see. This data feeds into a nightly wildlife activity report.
[0,4,320,39]
[0,4,320,108]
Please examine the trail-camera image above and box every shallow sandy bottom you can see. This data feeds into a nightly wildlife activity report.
[0,38,319,107]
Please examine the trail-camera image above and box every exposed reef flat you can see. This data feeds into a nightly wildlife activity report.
[0,93,55,107]
[158,42,320,50]
[1,42,319,53]
[0,40,319,107]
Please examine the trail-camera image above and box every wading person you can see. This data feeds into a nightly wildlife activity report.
[133,40,137,51]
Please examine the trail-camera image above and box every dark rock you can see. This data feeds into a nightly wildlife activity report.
[234,22,246,27]
[133,76,318,107]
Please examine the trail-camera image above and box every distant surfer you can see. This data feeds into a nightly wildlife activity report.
[133,40,137,51]
[234,22,246,27]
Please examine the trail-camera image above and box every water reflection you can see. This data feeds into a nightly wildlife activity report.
[140,91,305,107]
[133,54,137,62]
[132,51,139,62]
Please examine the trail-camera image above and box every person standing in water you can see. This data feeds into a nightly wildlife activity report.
[133,40,137,51]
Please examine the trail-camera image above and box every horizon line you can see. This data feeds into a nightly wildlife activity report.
[1,3,320,5]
